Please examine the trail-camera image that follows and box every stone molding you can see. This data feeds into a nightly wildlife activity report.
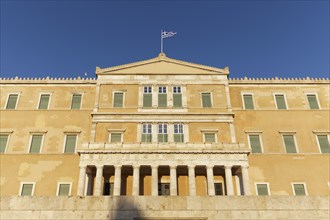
[0,77,96,84]
[229,77,329,84]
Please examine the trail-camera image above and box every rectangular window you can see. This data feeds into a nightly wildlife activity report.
[57,183,71,196]
[275,94,287,110]
[142,124,152,143]
[249,135,262,153]
[174,124,184,143]
[71,94,82,109]
[38,94,50,109]
[158,183,170,196]
[64,135,77,153]
[201,92,212,107]
[6,94,18,109]
[158,86,167,107]
[317,135,330,153]
[103,182,114,195]
[243,94,254,110]
[158,124,168,143]
[214,183,224,196]
[113,92,124,108]
[204,133,216,143]
[29,134,43,153]
[20,183,34,196]
[0,134,9,153]
[292,183,307,196]
[283,135,297,153]
[143,86,152,108]
[256,183,269,196]
[110,133,122,143]
[307,94,319,109]
[173,86,182,108]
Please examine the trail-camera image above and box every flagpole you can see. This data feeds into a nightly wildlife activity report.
[161,29,163,53]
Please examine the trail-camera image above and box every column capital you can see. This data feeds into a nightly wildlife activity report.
[132,165,140,169]
[206,165,214,169]
[79,165,87,169]
[169,165,177,169]
[114,165,122,170]
[224,165,233,169]
[241,165,249,169]
[96,165,104,169]
[188,165,196,169]
[151,165,159,169]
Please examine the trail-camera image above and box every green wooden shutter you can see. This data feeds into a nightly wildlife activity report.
[58,184,70,196]
[143,94,152,108]
[65,135,77,153]
[204,133,215,143]
[249,135,262,153]
[0,135,9,153]
[142,134,152,143]
[283,135,297,153]
[71,94,82,109]
[158,94,167,107]
[173,94,182,108]
[174,134,184,143]
[307,95,319,109]
[29,135,42,153]
[38,95,50,109]
[113,93,123,108]
[275,95,287,109]
[21,184,33,196]
[293,184,306,195]
[6,94,18,109]
[257,184,269,195]
[243,95,254,110]
[111,133,122,143]
[158,134,168,143]
[317,135,329,153]
[202,93,212,107]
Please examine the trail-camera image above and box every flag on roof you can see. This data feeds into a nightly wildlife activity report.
[162,31,177,38]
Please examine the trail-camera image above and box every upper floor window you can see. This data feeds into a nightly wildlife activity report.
[173,86,182,108]
[57,183,71,196]
[204,133,216,143]
[242,94,254,110]
[143,86,152,108]
[142,124,152,143]
[0,134,9,153]
[274,94,287,110]
[64,134,77,153]
[316,134,329,154]
[174,124,184,143]
[113,92,124,108]
[292,183,307,196]
[29,134,43,153]
[248,134,262,153]
[110,133,122,143]
[38,94,50,110]
[20,182,35,196]
[201,92,212,108]
[283,134,297,153]
[71,94,82,109]
[6,94,19,109]
[256,183,270,196]
[158,123,168,143]
[158,86,167,108]
[306,94,320,110]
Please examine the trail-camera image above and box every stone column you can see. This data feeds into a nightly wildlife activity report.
[94,165,104,196]
[132,165,140,196]
[77,165,87,196]
[151,165,159,196]
[170,165,177,196]
[229,122,237,143]
[152,85,158,108]
[241,165,251,195]
[152,123,157,143]
[113,165,122,196]
[206,165,215,196]
[188,165,196,196]
[225,165,234,196]
[168,123,174,142]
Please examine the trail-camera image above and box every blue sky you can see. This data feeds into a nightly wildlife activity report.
[1,0,329,78]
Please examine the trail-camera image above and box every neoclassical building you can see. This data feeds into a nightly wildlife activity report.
[0,53,329,219]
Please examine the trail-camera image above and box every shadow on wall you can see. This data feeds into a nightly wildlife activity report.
[109,197,144,220]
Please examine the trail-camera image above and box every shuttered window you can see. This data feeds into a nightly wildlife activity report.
[256,184,269,195]
[64,135,77,153]
[29,135,43,153]
[143,86,152,108]
[142,124,152,143]
[204,133,216,143]
[113,92,124,108]
[243,94,254,110]
[174,124,184,143]
[317,135,329,153]
[173,86,182,108]
[111,133,122,143]
[283,135,297,153]
[38,94,50,109]
[158,86,167,107]
[249,135,262,153]
[71,94,82,109]
[307,94,319,109]
[6,94,18,109]
[158,124,168,143]
[0,135,9,153]
[58,184,70,196]
[214,183,224,196]
[293,184,306,196]
[202,93,212,107]
[275,94,287,109]
[21,184,34,196]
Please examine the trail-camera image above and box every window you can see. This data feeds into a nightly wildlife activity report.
[110,133,122,143]
[0,134,9,153]
[201,92,212,107]
[29,134,43,153]
[158,124,168,143]
[20,183,35,196]
[113,92,124,108]
[173,86,182,108]
[143,86,152,108]
[158,86,167,107]
[64,134,77,153]
[71,94,82,109]
[103,182,114,195]
[248,135,262,153]
[316,135,329,153]
[6,94,18,109]
[38,94,50,109]
[274,94,287,109]
[256,183,269,195]
[204,133,216,143]
[214,183,224,196]
[174,124,184,143]
[142,124,152,143]
[292,183,307,196]
[306,94,319,109]
[158,183,170,196]
[242,94,254,110]
[57,183,71,196]
[283,135,297,153]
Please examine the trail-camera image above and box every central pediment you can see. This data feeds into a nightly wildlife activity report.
[96,53,229,75]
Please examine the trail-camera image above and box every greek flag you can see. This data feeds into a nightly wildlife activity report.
[162,31,177,38]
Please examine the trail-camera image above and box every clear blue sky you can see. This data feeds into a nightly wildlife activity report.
[1,0,329,78]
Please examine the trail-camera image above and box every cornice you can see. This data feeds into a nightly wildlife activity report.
[229,77,329,84]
